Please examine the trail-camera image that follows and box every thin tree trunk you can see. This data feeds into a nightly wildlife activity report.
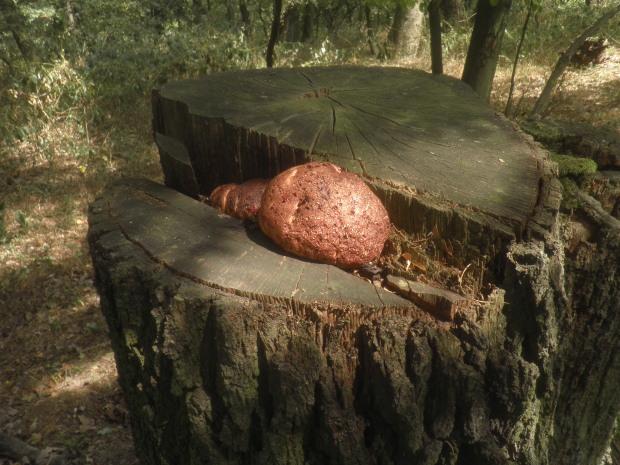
[301,2,317,42]
[505,0,533,116]
[388,4,405,53]
[365,4,378,56]
[461,0,513,103]
[266,0,282,68]
[529,4,620,120]
[225,0,235,22]
[429,0,443,74]
[239,0,251,38]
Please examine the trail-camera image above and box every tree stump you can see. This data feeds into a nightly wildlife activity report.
[152,66,541,267]
[89,66,620,465]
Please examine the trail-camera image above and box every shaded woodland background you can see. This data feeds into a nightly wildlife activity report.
[0,0,619,463]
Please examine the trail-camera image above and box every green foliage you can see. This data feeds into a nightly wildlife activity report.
[550,152,598,211]
[0,0,617,180]
[551,152,597,186]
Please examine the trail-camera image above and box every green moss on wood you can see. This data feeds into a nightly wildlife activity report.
[550,153,597,186]
[522,121,564,147]
[550,153,597,211]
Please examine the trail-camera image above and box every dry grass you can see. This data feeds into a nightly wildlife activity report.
[490,47,620,130]
[0,47,618,463]
[0,91,162,463]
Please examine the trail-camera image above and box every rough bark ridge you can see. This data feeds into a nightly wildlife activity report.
[89,66,619,465]
[88,167,620,465]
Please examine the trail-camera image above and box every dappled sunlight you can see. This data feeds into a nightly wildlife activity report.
[45,351,119,397]
[0,209,88,270]
[1,0,618,462]
[491,46,620,127]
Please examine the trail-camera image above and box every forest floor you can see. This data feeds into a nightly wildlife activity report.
[0,49,618,465]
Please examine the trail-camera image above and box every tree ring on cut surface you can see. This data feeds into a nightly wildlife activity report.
[258,161,390,269]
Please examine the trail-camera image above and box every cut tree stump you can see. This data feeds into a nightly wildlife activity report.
[89,66,620,465]
[152,66,542,265]
[385,275,471,320]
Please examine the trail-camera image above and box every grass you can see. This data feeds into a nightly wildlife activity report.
[0,26,618,464]
[0,57,161,464]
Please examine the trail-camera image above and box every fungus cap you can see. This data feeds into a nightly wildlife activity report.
[258,162,390,269]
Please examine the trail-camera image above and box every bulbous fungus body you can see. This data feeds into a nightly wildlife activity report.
[258,161,390,269]
[209,179,269,220]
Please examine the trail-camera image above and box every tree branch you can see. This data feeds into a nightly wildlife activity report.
[529,4,620,120]
[505,0,533,116]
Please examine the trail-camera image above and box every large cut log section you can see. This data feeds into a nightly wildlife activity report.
[92,178,412,312]
[89,66,620,465]
[152,66,542,263]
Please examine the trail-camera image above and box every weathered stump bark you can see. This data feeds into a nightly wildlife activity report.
[89,67,620,465]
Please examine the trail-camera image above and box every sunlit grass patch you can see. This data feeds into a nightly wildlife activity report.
[488,46,620,127]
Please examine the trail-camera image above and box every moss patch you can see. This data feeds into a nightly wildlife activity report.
[521,121,565,148]
[551,153,597,185]
[550,153,598,211]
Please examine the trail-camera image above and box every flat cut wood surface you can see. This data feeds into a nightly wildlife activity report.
[94,178,411,309]
[157,66,541,232]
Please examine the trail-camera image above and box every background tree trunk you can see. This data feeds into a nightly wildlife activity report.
[225,0,235,22]
[461,0,513,103]
[365,4,378,56]
[440,0,465,22]
[389,5,424,58]
[302,2,318,42]
[388,4,406,52]
[239,0,251,38]
[266,0,282,67]
[428,0,444,74]
[529,4,620,120]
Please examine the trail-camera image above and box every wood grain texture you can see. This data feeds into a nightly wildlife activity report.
[154,66,540,230]
[152,66,543,265]
[92,177,411,309]
[385,275,471,320]
[155,132,199,198]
